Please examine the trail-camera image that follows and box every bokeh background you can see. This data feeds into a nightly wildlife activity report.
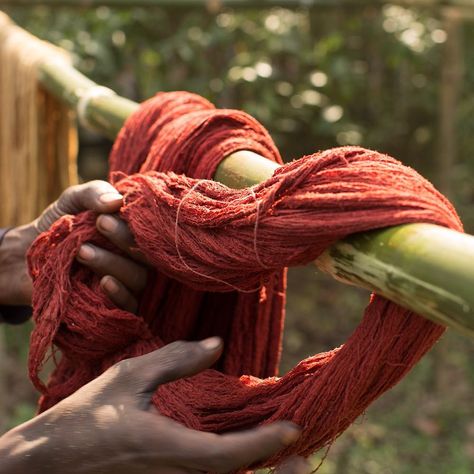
[1,2,474,473]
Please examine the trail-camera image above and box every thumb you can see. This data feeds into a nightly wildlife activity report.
[35,181,123,233]
[108,338,223,404]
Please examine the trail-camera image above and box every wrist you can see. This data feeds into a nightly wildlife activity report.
[0,224,37,305]
[0,419,53,474]
[0,404,97,474]
[0,224,38,258]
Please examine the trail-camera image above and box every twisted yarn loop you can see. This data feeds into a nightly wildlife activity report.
[28,91,462,465]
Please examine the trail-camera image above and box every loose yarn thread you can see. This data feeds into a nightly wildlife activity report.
[174,181,261,294]
[28,91,463,467]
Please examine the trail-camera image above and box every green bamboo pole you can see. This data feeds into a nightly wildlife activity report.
[1,0,474,8]
[38,57,474,338]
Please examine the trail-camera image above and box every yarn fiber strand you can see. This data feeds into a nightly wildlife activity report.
[28,92,462,466]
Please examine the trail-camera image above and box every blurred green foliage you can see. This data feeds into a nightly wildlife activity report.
[7,3,474,227]
[2,3,474,473]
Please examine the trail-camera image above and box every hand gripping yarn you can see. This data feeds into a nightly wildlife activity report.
[28,91,463,466]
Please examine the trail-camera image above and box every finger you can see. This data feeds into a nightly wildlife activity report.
[60,180,124,214]
[100,275,139,313]
[275,456,312,474]
[76,243,148,294]
[96,215,147,264]
[108,339,223,400]
[35,181,123,233]
[157,420,301,473]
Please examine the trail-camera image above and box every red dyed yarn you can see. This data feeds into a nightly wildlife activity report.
[28,91,463,464]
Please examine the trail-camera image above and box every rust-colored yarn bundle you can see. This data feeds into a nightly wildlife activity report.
[28,92,462,465]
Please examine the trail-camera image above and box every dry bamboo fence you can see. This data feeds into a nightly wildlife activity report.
[0,12,77,226]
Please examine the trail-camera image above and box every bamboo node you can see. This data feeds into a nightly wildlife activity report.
[77,85,116,129]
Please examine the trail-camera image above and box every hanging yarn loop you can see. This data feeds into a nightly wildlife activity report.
[28,91,462,468]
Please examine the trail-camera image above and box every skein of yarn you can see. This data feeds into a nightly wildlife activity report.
[28,91,462,466]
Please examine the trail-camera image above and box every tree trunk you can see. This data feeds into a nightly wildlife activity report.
[437,7,464,198]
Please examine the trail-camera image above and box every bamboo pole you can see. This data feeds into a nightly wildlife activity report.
[1,0,474,8]
[37,57,474,338]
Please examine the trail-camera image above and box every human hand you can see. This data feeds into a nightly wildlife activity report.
[0,180,147,311]
[276,456,313,474]
[0,338,308,474]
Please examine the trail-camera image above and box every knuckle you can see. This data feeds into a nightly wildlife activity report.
[162,339,189,354]
[89,247,104,268]
[116,219,131,236]
[56,187,76,211]
[122,227,135,244]
[88,179,109,191]
[90,180,117,198]
[61,184,80,199]
[170,340,203,360]
[57,183,91,214]
[111,356,135,373]
[83,180,114,206]
[113,286,136,311]
[153,340,196,380]
[104,356,136,383]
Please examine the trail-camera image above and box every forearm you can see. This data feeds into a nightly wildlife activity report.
[0,407,78,474]
[0,418,52,474]
[0,402,126,474]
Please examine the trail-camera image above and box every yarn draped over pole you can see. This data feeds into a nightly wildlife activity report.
[28,91,462,466]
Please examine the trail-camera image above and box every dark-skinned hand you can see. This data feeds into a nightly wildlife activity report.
[0,338,310,474]
[0,180,147,312]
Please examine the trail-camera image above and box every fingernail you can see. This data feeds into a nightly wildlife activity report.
[99,192,123,204]
[78,244,96,261]
[200,337,222,351]
[98,215,118,233]
[103,277,119,294]
[280,425,301,446]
